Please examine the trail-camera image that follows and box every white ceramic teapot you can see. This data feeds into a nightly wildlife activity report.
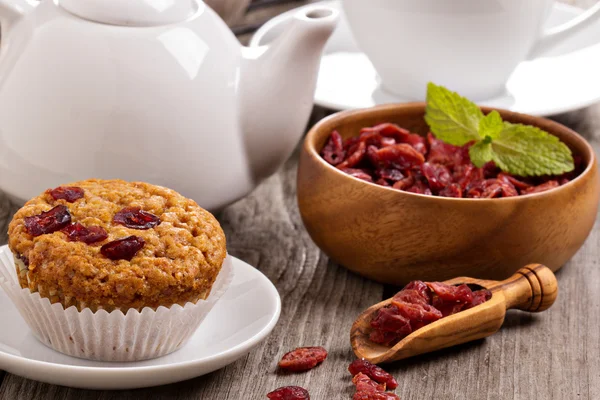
[0,0,338,210]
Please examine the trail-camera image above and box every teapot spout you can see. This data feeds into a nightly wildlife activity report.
[240,5,338,182]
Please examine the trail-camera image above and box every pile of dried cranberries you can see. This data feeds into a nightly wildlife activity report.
[268,350,401,399]
[320,123,582,198]
[370,281,491,346]
[22,186,161,261]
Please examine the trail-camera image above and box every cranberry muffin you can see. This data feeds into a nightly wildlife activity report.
[8,179,226,312]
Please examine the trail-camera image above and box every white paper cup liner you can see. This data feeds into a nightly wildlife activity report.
[0,248,233,362]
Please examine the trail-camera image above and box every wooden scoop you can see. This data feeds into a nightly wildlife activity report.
[350,264,558,364]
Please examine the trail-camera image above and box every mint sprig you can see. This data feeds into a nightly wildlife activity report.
[424,82,574,176]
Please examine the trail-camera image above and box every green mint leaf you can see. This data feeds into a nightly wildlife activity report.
[469,141,493,168]
[424,82,484,146]
[479,110,503,139]
[489,122,575,176]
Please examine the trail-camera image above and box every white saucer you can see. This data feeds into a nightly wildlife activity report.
[251,1,600,116]
[0,245,281,390]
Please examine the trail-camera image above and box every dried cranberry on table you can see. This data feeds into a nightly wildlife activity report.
[349,362,400,399]
[24,205,72,236]
[353,389,400,400]
[348,359,398,390]
[100,235,145,261]
[113,207,161,230]
[278,346,328,372]
[48,186,84,203]
[267,386,310,400]
[320,123,582,198]
[369,280,492,346]
[62,223,108,244]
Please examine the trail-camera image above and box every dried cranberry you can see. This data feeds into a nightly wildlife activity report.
[62,223,108,244]
[361,123,410,141]
[403,133,428,155]
[482,161,500,178]
[340,168,374,183]
[404,180,432,195]
[438,183,462,198]
[353,373,386,392]
[393,289,429,307]
[113,207,161,230]
[267,386,310,400]
[466,179,517,198]
[337,141,367,169]
[465,289,493,309]
[359,130,387,148]
[376,168,404,182]
[454,164,483,190]
[372,144,425,169]
[100,236,145,261]
[278,346,327,372]
[369,330,401,346]
[370,305,412,336]
[401,281,432,303]
[344,136,360,152]
[24,205,72,236]
[422,162,452,192]
[427,133,465,167]
[497,173,531,191]
[521,180,560,195]
[48,186,84,203]
[427,282,473,303]
[428,283,474,317]
[321,130,345,166]
[392,301,443,328]
[353,391,400,400]
[349,359,398,389]
[482,180,518,198]
[392,174,415,190]
[352,373,400,400]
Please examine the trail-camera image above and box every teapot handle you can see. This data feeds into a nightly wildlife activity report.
[0,0,32,34]
[529,1,600,59]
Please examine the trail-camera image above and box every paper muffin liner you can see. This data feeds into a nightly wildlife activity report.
[0,249,233,362]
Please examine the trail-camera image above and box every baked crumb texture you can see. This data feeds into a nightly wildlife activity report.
[8,179,227,312]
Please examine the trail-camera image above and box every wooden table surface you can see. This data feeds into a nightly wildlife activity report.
[1,1,599,399]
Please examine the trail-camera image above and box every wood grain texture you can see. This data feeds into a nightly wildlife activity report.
[298,103,599,284]
[351,265,558,364]
[1,1,600,399]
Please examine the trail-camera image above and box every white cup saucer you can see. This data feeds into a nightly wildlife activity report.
[251,1,600,116]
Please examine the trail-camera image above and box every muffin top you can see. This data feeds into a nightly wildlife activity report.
[8,179,227,312]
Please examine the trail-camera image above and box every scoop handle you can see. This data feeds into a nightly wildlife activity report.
[490,264,558,312]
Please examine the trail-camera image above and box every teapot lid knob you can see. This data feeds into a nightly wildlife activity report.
[58,0,200,26]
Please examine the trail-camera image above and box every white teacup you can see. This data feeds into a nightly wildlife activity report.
[342,0,600,101]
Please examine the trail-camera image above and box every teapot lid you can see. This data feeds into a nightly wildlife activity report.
[58,0,200,26]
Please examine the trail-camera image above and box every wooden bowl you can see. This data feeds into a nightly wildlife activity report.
[297,103,600,285]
